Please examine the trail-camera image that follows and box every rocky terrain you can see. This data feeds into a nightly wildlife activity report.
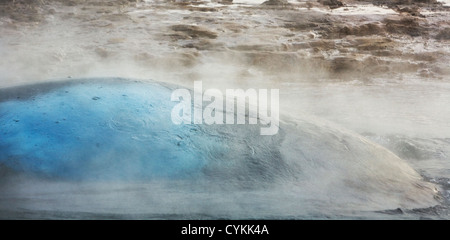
[0,0,449,88]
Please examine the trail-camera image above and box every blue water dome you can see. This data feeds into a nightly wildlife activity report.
[0,78,441,215]
[0,78,224,181]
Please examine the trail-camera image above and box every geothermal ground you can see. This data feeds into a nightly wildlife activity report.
[1,0,450,219]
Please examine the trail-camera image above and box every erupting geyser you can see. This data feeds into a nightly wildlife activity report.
[0,78,439,218]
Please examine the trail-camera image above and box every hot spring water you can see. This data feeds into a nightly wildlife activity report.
[0,78,440,219]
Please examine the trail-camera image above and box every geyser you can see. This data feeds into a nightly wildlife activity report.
[0,78,439,216]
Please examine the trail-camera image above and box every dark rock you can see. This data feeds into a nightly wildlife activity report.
[435,28,450,40]
[330,57,360,74]
[284,22,320,31]
[338,23,385,37]
[319,0,344,9]
[384,17,427,37]
[394,6,424,17]
[220,0,233,4]
[170,25,218,39]
[354,37,395,51]
[187,7,219,12]
[377,208,404,215]
[262,0,291,6]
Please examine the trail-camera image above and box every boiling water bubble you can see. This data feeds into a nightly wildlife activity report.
[0,78,440,213]
[0,79,212,180]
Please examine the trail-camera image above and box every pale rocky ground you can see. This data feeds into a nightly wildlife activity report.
[0,0,449,88]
